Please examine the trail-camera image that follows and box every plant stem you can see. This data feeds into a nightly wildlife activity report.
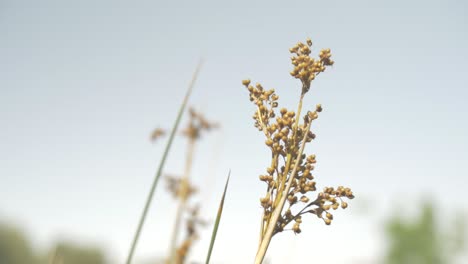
[254,116,313,264]
[273,88,305,207]
[50,246,60,264]
[168,138,196,264]
[124,60,202,264]
[269,93,304,232]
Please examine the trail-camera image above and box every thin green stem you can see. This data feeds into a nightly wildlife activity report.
[205,172,230,264]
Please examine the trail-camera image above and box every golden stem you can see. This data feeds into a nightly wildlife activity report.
[168,137,196,264]
[254,108,312,264]
[261,152,279,240]
[273,92,304,213]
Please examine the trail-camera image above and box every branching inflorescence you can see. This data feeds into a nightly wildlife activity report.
[151,108,218,264]
[242,38,354,264]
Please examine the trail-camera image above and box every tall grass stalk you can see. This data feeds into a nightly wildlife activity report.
[168,138,196,264]
[125,60,203,264]
[254,114,311,264]
[242,38,354,264]
[159,107,218,264]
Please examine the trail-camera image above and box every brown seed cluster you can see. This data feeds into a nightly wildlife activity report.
[289,38,334,94]
[242,38,354,237]
[150,107,218,143]
[314,186,354,225]
[164,107,218,202]
[166,175,198,201]
[171,206,207,264]
[181,108,219,140]
[150,127,166,142]
[153,107,217,264]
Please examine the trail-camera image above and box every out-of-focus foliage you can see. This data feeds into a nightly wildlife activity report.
[0,222,107,264]
[0,222,37,264]
[384,202,465,264]
[51,241,106,264]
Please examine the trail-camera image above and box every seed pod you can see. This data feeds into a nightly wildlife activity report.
[266,167,275,174]
[332,203,339,210]
[293,223,301,234]
[308,74,315,82]
[341,202,348,209]
[316,104,323,112]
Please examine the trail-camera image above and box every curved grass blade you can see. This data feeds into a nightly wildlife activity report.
[125,60,203,264]
[205,171,231,264]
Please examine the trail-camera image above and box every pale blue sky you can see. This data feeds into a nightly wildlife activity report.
[1,0,467,263]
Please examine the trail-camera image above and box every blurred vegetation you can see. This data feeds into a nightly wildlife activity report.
[50,242,106,264]
[0,222,107,264]
[384,202,465,264]
[3,200,466,264]
[0,222,37,264]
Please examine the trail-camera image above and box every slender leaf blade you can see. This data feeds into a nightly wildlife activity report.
[125,60,203,264]
[205,171,231,264]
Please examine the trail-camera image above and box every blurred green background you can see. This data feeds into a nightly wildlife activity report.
[1,200,465,264]
[0,222,106,264]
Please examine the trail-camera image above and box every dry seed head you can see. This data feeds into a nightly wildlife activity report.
[292,223,302,234]
[332,203,339,210]
[241,37,354,235]
[165,176,198,200]
[171,204,207,264]
[316,104,323,112]
[259,175,268,181]
[266,167,275,174]
[150,128,166,142]
[181,108,218,140]
[300,196,310,203]
[288,38,335,93]
[269,180,277,188]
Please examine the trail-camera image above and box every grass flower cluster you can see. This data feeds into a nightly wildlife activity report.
[151,108,218,264]
[126,39,355,264]
[242,38,355,263]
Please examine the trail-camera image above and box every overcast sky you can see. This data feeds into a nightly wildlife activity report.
[1,0,467,263]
